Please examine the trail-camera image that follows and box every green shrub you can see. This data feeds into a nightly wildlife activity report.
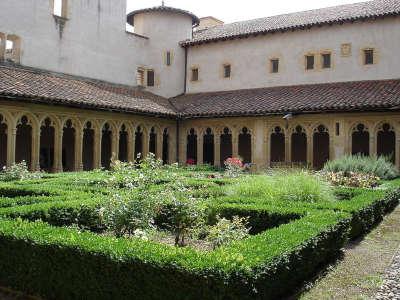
[224,171,335,203]
[0,161,43,182]
[323,155,398,180]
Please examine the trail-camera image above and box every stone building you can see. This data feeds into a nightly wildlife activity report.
[0,0,399,172]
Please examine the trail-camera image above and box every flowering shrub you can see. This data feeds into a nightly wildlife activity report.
[0,161,42,182]
[186,158,196,165]
[224,157,244,178]
[206,216,250,249]
[323,171,380,188]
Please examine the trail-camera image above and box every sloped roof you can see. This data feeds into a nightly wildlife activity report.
[182,0,400,46]
[171,80,400,118]
[127,6,200,26]
[0,64,177,117]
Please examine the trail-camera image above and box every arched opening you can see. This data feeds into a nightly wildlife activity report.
[16,116,32,169]
[0,115,7,169]
[291,125,307,165]
[119,124,128,162]
[186,128,197,164]
[162,128,169,164]
[203,128,214,165]
[40,118,55,172]
[270,126,285,165]
[62,119,75,172]
[134,126,143,161]
[313,125,330,170]
[377,123,395,163]
[82,122,94,171]
[149,127,157,155]
[352,123,369,156]
[239,127,251,164]
[101,123,112,170]
[220,127,232,166]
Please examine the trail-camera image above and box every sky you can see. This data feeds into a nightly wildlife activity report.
[125,0,367,24]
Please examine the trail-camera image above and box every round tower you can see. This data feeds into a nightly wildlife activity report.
[127,6,199,98]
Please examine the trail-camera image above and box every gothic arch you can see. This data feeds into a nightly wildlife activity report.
[291,125,307,164]
[351,123,370,156]
[376,122,396,163]
[313,124,330,169]
[270,125,285,164]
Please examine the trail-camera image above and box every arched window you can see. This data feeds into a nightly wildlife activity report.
[220,127,232,166]
[162,128,169,164]
[62,119,75,172]
[203,128,214,165]
[313,125,329,170]
[40,118,55,172]
[270,126,285,164]
[352,123,369,156]
[16,116,32,169]
[134,126,143,161]
[239,127,251,164]
[291,125,307,164]
[101,123,112,170]
[82,122,94,171]
[149,127,157,155]
[377,123,395,163]
[186,128,197,164]
[119,124,128,162]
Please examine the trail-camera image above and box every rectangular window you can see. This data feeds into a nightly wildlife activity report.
[364,49,374,65]
[306,55,315,70]
[270,59,279,73]
[223,64,231,78]
[191,68,199,81]
[166,51,171,66]
[147,70,155,87]
[137,69,145,86]
[321,53,331,69]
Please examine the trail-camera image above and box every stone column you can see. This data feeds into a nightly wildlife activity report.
[53,127,63,173]
[32,125,40,171]
[75,129,83,171]
[156,133,163,160]
[93,127,101,169]
[214,136,221,167]
[285,133,291,163]
[112,130,119,162]
[142,130,149,159]
[7,126,16,167]
[179,134,186,165]
[127,130,134,162]
[253,120,267,170]
[396,135,400,170]
[265,128,271,168]
[232,134,239,158]
[197,134,203,165]
[369,131,376,156]
[307,131,313,169]
[168,128,177,164]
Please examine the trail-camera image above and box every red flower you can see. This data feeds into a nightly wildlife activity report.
[186,158,196,165]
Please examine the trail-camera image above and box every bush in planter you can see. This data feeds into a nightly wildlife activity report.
[323,155,398,180]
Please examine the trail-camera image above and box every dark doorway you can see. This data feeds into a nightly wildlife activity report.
[377,123,395,163]
[313,125,330,170]
[149,127,157,155]
[238,127,251,164]
[352,123,369,156]
[119,124,128,162]
[16,116,32,169]
[62,120,75,172]
[291,125,307,164]
[82,122,94,171]
[220,127,232,166]
[203,128,214,165]
[270,126,285,164]
[0,115,7,169]
[186,128,197,164]
[162,128,169,164]
[134,126,143,162]
[101,123,112,170]
[40,118,54,172]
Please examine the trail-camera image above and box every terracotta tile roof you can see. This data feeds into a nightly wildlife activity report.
[0,64,177,117]
[127,6,200,26]
[171,80,400,118]
[183,0,400,46]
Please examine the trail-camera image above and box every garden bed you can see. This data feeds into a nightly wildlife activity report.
[0,163,399,299]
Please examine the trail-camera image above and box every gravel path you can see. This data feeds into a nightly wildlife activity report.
[376,249,400,300]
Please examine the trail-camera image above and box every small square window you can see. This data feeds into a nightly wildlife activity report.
[305,55,315,70]
[364,49,374,65]
[166,51,172,66]
[223,64,231,78]
[191,68,199,81]
[147,70,155,87]
[270,59,279,73]
[321,53,331,69]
